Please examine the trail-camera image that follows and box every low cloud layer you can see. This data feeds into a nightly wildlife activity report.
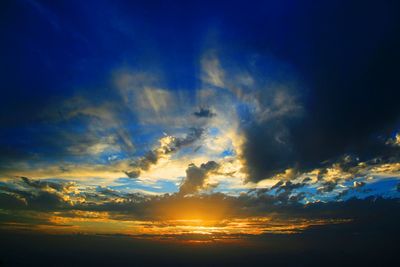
[0,173,398,224]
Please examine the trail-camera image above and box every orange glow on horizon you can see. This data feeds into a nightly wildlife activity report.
[0,209,350,243]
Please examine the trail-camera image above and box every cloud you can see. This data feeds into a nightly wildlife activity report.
[124,151,158,178]
[19,176,76,193]
[61,98,135,155]
[274,180,306,193]
[386,133,400,147]
[178,161,220,195]
[0,173,399,234]
[318,181,338,193]
[125,128,204,178]
[113,70,195,127]
[201,51,225,88]
[0,177,74,211]
[202,50,400,183]
[193,107,216,118]
[353,181,366,189]
[199,52,305,182]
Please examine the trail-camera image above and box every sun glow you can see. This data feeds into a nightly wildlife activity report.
[0,209,349,243]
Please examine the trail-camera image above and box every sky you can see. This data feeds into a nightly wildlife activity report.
[0,0,400,265]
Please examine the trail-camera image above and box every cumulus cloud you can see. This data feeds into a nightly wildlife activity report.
[178,161,220,195]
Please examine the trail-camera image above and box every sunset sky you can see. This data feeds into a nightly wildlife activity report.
[1,0,400,266]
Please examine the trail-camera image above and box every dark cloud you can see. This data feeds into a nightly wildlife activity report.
[20,176,72,192]
[173,128,204,148]
[249,180,308,205]
[0,177,71,211]
[232,1,400,182]
[125,128,204,178]
[275,180,306,193]
[270,180,284,190]
[318,181,338,193]
[193,107,216,118]
[125,151,158,178]
[96,186,123,198]
[269,180,306,196]
[124,170,142,179]
[241,114,298,182]
[0,193,27,210]
[178,161,219,195]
